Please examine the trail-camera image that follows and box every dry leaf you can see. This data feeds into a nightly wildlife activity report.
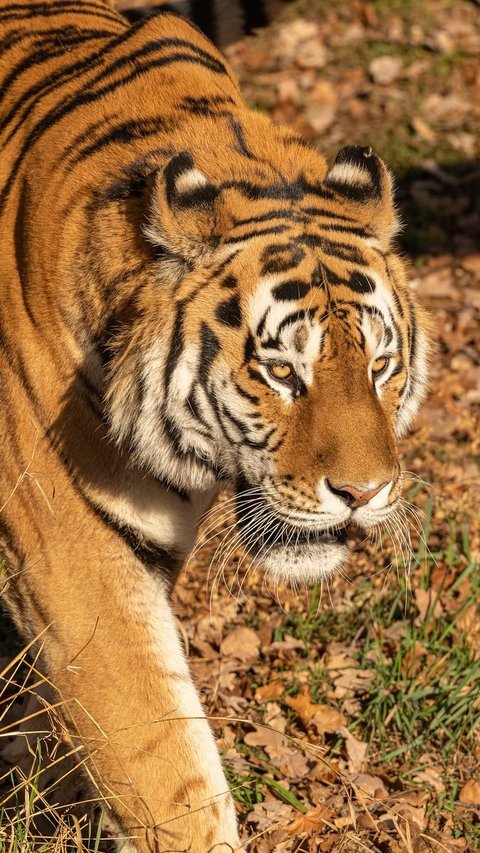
[221,626,260,661]
[390,802,426,830]
[411,116,437,143]
[339,727,368,773]
[255,681,285,702]
[351,773,388,799]
[413,767,445,794]
[459,779,480,804]
[284,804,334,835]
[246,800,294,830]
[369,55,402,84]
[285,690,346,734]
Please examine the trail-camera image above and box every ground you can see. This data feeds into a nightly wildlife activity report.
[1,1,479,851]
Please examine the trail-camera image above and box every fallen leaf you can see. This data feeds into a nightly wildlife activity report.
[369,55,402,85]
[413,767,445,795]
[221,626,260,661]
[350,773,388,799]
[255,681,285,702]
[339,727,368,773]
[286,691,346,734]
[411,116,437,143]
[246,800,294,830]
[459,779,480,804]
[284,804,334,835]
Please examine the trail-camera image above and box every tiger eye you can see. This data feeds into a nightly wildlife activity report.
[270,363,292,380]
[372,356,390,377]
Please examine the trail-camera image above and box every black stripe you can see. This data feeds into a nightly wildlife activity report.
[320,223,371,238]
[256,310,268,337]
[243,333,255,364]
[232,210,299,228]
[277,310,306,335]
[300,206,356,222]
[219,404,273,450]
[70,116,174,164]
[179,94,236,116]
[83,495,181,579]
[161,412,219,476]
[216,294,242,328]
[229,118,255,159]
[198,323,219,388]
[261,244,305,276]
[227,224,289,244]
[222,176,335,202]
[247,366,270,388]
[345,272,376,294]
[295,234,365,264]
[220,274,238,289]
[0,24,136,141]
[273,280,310,301]
[1,34,225,142]
[164,301,186,393]
[0,29,112,100]
[0,6,122,27]
[233,382,259,406]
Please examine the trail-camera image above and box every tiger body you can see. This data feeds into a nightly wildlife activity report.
[0,1,429,849]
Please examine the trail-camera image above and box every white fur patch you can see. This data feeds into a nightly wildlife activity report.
[175,167,209,195]
[101,477,215,558]
[316,478,352,522]
[129,573,239,842]
[327,162,372,187]
[261,540,348,585]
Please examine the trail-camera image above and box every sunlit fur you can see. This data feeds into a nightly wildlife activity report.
[0,2,429,849]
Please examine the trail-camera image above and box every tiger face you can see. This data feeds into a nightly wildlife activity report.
[106,144,429,584]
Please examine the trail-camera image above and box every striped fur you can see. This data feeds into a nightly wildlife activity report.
[0,2,429,849]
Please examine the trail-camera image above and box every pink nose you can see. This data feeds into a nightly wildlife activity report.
[326,481,388,508]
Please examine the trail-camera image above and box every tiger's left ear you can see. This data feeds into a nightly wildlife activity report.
[325,146,399,250]
[145,152,229,278]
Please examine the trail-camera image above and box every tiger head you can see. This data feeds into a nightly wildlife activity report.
[105,141,429,584]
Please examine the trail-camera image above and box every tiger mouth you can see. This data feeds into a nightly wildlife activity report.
[234,479,350,553]
[256,523,349,549]
[235,499,349,551]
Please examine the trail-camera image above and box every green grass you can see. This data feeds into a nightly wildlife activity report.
[224,746,307,812]
[357,581,480,763]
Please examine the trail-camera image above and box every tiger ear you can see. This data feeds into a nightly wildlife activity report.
[325,146,399,249]
[145,152,229,277]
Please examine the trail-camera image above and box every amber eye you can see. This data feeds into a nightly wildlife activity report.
[268,362,293,382]
[372,356,390,379]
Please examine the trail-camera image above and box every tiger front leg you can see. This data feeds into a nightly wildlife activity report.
[20,551,240,853]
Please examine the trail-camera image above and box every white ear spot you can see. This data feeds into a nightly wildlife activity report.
[327,162,372,187]
[174,168,209,195]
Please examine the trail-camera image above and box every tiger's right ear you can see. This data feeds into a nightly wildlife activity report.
[145,152,229,278]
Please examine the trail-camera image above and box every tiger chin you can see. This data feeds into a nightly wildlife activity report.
[0,1,430,851]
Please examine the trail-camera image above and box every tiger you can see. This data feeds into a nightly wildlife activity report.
[0,0,429,850]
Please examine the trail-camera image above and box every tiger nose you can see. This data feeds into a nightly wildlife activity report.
[326,480,388,508]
